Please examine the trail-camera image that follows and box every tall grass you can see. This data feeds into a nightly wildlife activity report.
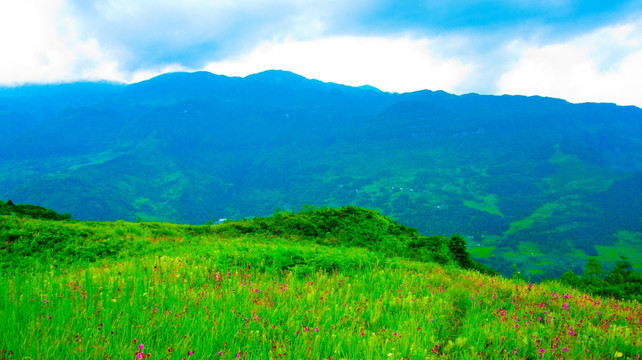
[1,249,641,359]
[1,207,641,359]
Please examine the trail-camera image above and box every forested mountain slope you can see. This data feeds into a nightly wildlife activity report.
[2,70,642,278]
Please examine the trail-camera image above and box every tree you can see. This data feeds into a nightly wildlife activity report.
[584,258,603,280]
[560,269,580,286]
[606,256,633,285]
[449,234,473,269]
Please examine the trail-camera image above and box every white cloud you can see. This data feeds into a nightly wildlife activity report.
[0,0,122,85]
[498,19,642,107]
[128,64,193,84]
[3,0,641,110]
[204,36,474,93]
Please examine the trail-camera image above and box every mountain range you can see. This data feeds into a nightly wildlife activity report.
[2,70,641,278]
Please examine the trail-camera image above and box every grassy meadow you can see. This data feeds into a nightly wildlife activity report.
[1,204,641,359]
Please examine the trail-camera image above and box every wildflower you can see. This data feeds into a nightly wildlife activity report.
[139,344,144,351]
[563,348,568,352]
[237,352,241,358]
[315,327,319,332]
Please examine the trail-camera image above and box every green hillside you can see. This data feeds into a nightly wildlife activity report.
[2,71,642,280]
[1,204,641,359]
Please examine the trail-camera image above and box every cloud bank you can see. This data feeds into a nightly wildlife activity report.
[2,0,642,107]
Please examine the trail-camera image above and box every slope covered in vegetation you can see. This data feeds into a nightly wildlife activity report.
[2,71,642,279]
[1,205,641,359]
[0,199,71,221]
[0,203,489,273]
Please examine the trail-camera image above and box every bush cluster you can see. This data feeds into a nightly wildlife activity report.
[0,200,71,221]
[560,256,642,301]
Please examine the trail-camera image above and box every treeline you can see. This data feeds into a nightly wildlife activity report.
[560,257,642,301]
[0,200,71,221]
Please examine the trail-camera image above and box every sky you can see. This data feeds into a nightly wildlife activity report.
[2,0,642,107]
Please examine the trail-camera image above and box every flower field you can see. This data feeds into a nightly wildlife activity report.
[2,252,641,359]
[1,206,641,359]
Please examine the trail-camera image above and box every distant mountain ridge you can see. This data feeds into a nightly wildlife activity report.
[1,70,642,278]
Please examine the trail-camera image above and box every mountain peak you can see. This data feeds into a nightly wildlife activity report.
[246,69,309,80]
[244,70,318,89]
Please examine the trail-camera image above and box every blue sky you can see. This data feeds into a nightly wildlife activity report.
[2,0,642,107]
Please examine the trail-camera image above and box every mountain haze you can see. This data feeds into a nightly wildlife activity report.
[2,70,642,278]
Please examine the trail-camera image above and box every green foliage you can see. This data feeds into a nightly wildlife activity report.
[0,203,640,358]
[560,269,580,286]
[209,206,493,273]
[1,205,490,276]
[0,215,207,269]
[3,73,642,281]
[409,235,451,264]
[0,200,71,221]
[1,251,640,359]
[559,256,642,302]
[584,257,604,279]
[448,234,473,269]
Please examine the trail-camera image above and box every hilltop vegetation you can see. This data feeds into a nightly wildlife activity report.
[0,202,490,274]
[1,204,642,359]
[2,70,642,279]
[0,199,71,221]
